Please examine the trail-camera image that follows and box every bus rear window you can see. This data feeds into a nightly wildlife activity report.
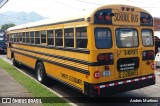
[116,29,138,48]
[94,28,112,49]
[142,29,154,46]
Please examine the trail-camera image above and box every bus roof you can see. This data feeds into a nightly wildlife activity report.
[7,4,150,32]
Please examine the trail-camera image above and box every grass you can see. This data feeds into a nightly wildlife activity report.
[0,58,70,106]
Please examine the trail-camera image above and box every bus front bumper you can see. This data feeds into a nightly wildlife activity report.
[84,74,155,97]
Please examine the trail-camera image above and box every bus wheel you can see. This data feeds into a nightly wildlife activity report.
[36,62,47,84]
[12,56,20,67]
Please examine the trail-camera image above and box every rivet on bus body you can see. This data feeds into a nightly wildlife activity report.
[146,61,151,65]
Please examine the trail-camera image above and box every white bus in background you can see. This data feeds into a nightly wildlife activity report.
[154,31,160,69]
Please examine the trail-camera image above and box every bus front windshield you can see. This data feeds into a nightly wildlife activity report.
[116,28,139,48]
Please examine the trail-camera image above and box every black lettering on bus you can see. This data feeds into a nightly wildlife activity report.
[135,15,138,22]
[114,12,120,21]
[123,49,138,55]
[61,73,68,79]
[131,14,139,22]
[114,12,138,23]
[61,73,82,85]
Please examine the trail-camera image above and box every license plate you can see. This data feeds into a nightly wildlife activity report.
[118,70,138,78]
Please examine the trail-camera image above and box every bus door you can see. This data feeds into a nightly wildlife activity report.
[114,26,141,79]
[140,28,155,75]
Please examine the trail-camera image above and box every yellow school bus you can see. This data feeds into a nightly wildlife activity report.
[6,5,155,97]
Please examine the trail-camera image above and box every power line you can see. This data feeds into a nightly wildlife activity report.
[125,0,159,6]
[76,0,160,8]
[53,0,83,11]
[125,0,160,8]
[75,0,102,5]
[141,6,160,8]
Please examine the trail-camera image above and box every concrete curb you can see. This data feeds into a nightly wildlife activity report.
[0,56,77,106]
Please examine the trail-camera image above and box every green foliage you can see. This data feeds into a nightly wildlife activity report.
[1,23,16,30]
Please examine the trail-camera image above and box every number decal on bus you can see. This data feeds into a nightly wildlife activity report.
[123,49,138,55]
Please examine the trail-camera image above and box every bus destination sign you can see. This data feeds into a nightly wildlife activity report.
[114,12,139,22]
[112,10,140,25]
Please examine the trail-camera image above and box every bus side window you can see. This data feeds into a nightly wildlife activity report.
[64,28,74,48]
[35,31,40,44]
[30,31,34,44]
[22,32,26,43]
[47,30,54,46]
[41,30,46,44]
[7,34,9,41]
[76,27,88,48]
[9,34,12,42]
[17,33,19,43]
[19,33,23,43]
[13,33,17,43]
[26,32,30,44]
[55,29,63,47]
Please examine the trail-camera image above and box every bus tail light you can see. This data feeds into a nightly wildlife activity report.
[142,18,148,23]
[143,50,155,60]
[105,15,111,21]
[105,65,110,70]
[97,53,113,62]
[94,9,114,24]
[140,12,153,26]
[94,71,101,79]
[98,15,104,21]
[97,13,113,21]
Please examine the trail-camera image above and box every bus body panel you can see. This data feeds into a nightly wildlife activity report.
[6,4,155,97]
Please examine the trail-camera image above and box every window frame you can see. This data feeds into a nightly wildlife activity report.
[19,32,23,43]
[55,29,63,47]
[47,29,54,46]
[35,31,40,45]
[94,27,112,49]
[16,33,19,43]
[64,28,74,48]
[30,31,35,44]
[116,28,139,48]
[76,27,88,49]
[26,32,30,44]
[41,30,47,45]
[141,29,154,47]
[22,32,26,43]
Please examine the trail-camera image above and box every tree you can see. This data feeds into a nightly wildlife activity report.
[1,23,16,30]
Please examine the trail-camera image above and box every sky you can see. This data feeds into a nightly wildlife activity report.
[0,0,160,19]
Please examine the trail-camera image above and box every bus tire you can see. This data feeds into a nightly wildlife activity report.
[12,55,20,67]
[36,62,47,84]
